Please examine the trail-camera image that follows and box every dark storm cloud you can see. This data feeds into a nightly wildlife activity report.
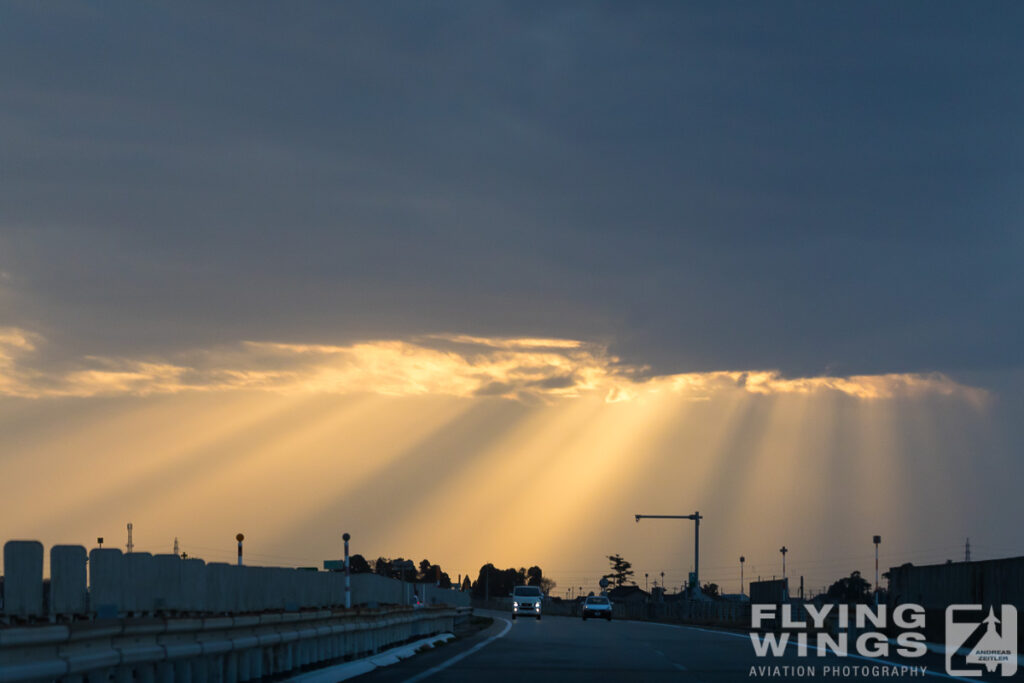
[1,1,1021,378]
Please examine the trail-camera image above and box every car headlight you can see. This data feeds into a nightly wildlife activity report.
[513,601,518,607]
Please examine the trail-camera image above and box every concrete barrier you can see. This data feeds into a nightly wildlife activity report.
[152,553,183,612]
[122,552,155,613]
[49,545,87,617]
[420,584,470,608]
[203,562,229,613]
[87,548,123,616]
[2,541,44,619]
[350,573,403,606]
[3,542,471,622]
[627,597,750,625]
[182,557,206,612]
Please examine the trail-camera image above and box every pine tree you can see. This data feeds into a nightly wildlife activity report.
[602,554,635,588]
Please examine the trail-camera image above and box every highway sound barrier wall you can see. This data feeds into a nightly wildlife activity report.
[0,541,469,620]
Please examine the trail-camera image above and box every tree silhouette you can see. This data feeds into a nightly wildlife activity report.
[372,557,392,577]
[373,557,414,580]
[826,571,872,604]
[471,563,531,598]
[524,565,556,594]
[417,561,452,588]
[526,565,543,586]
[349,554,371,574]
[603,554,635,588]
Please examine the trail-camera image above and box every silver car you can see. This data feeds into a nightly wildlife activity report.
[511,585,543,620]
[582,595,612,621]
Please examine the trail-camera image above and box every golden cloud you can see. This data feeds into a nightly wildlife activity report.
[0,327,988,405]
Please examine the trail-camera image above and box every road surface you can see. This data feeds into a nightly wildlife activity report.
[356,610,997,682]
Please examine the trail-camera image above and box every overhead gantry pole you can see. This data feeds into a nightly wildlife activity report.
[635,512,703,591]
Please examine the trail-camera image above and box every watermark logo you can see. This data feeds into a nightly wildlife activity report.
[946,605,1017,677]
[748,603,1020,678]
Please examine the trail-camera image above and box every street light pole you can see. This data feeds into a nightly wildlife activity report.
[873,535,881,606]
[635,512,703,590]
[779,546,788,580]
[740,556,746,596]
[343,532,351,609]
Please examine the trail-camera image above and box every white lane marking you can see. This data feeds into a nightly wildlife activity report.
[289,635,454,683]
[403,617,513,683]
[624,621,973,682]
[653,646,685,671]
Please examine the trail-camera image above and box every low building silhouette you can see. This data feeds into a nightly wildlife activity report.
[607,585,650,605]
[749,578,789,604]
[887,556,1024,649]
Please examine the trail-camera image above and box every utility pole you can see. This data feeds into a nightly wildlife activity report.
[873,535,881,606]
[965,538,971,562]
[740,556,745,596]
[343,532,351,609]
[635,512,703,591]
[127,523,134,554]
[645,573,649,592]
[780,546,788,579]
[173,537,179,556]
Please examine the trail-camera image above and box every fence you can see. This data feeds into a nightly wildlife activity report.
[0,541,468,621]
[0,541,471,682]
[472,595,753,627]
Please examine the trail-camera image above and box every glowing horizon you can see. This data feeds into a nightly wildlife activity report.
[0,330,1004,593]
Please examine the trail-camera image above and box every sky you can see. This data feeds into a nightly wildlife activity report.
[1,2,1022,593]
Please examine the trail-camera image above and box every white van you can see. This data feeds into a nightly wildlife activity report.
[511,585,543,620]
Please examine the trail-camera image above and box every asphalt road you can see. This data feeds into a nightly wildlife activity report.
[355,610,1004,683]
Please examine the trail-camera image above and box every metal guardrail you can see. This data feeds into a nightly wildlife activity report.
[0,605,459,682]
